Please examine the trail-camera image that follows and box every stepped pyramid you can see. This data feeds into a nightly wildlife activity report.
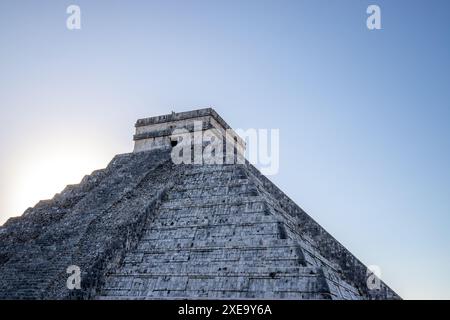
[0,108,399,300]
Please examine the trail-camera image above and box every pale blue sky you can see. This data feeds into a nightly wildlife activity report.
[1,0,449,299]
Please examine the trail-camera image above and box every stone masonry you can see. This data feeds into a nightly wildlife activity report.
[0,108,400,299]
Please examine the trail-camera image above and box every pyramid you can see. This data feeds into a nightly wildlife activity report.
[0,108,399,300]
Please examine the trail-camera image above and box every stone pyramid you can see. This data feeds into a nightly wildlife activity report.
[0,108,400,300]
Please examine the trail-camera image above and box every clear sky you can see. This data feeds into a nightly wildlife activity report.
[1,0,449,299]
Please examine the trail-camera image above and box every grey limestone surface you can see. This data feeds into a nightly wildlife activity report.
[0,110,400,300]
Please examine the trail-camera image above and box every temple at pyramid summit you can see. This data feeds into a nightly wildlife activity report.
[0,108,400,299]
